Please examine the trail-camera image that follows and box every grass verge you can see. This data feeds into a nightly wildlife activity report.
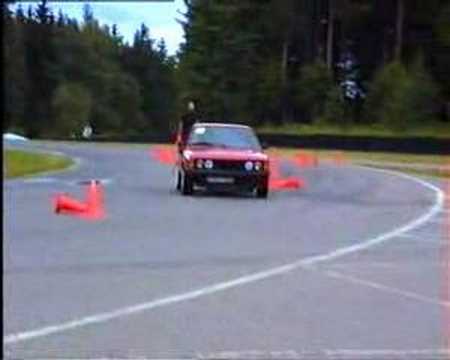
[363,165,447,179]
[269,148,450,179]
[4,149,74,178]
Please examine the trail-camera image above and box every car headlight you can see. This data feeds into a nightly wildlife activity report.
[244,161,254,171]
[204,159,214,169]
[196,159,204,169]
[254,161,262,171]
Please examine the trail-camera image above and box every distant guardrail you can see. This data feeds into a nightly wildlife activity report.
[49,133,450,155]
[257,134,450,155]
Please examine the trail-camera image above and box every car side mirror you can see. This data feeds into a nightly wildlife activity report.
[261,141,269,150]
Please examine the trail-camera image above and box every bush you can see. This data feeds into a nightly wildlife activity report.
[5,125,26,137]
[435,3,450,47]
[322,85,351,125]
[364,59,438,131]
[52,83,93,137]
[409,56,440,121]
[295,61,333,123]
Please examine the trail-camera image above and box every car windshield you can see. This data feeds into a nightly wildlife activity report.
[188,126,262,151]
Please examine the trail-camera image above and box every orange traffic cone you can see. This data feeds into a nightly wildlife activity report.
[54,180,105,220]
[268,155,307,191]
[333,151,348,165]
[150,146,177,165]
[293,152,307,168]
[292,152,318,168]
[85,180,105,219]
[54,194,88,214]
[269,177,306,191]
[312,154,319,167]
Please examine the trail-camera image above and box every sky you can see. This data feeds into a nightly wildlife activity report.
[14,1,187,55]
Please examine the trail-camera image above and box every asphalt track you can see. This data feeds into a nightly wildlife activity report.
[3,141,450,359]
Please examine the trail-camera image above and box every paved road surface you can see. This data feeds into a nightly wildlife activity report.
[3,141,449,359]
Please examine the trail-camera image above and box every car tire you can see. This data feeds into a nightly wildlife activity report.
[175,169,181,191]
[256,184,268,199]
[182,173,194,195]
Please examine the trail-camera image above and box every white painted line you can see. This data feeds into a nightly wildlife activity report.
[198,350,303,359]
[319,269,450,307]
[3,167,445,345]
[69,178,114,186]
[324,348,450,359]
[424,218,445,225]
[394,233,442,243]
[23,177,58,184]
[327,261,447,270]
[394,233,418,239]
[99,178,113,185]
[30,349,450,360]
[27,148,83,176]
[198,349,450,360]
[5,151,82,182]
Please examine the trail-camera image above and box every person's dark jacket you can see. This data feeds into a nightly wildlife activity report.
[177,111,200,151]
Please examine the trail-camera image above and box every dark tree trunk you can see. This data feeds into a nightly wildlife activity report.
[394,0,404,61]
[326,0,335,69]
[281,39,289,123]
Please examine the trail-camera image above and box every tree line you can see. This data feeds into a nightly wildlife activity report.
[178,0,449,131]
[4,0,178,139]
[3,0,450,139]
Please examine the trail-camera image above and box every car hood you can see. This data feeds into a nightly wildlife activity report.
[184,146,268,161]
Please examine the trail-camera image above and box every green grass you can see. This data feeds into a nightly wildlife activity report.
[258,122,450,139]
[271,148,448,163]
[4,149,74,178]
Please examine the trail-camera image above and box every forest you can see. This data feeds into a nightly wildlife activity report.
[3,0,450,139]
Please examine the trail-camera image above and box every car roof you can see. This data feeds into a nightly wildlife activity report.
[193,122,252,129]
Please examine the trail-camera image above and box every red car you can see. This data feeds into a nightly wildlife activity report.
[175,123,270,198]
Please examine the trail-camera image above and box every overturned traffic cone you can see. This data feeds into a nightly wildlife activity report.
[84,180,105,220]
[54,193,88,215]
[269,177,305,191]
[53,180,105,220]
[268,156,306,191]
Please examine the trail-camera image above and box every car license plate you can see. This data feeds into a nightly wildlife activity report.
[206,177,234,184]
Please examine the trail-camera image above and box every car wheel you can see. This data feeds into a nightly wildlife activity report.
[181,173,194,195]
[256,183,268,199]
[175,169,181,191]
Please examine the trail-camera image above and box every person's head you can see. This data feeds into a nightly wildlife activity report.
[188,101,196,112]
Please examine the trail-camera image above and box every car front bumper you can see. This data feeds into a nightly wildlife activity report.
[185,169,268,191]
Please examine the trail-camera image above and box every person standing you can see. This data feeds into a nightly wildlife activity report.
[177,100,200,154]
[82,123,93,140]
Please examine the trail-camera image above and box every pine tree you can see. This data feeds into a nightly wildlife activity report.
[35,0,51,25]
[15,5,25,23]
[56,10,65,27]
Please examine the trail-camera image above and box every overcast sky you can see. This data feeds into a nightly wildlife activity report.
[13,1,187,55]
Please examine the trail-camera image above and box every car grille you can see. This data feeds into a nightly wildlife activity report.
[213,160,245,171]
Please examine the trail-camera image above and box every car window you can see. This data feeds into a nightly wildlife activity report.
[188,126,261,151]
